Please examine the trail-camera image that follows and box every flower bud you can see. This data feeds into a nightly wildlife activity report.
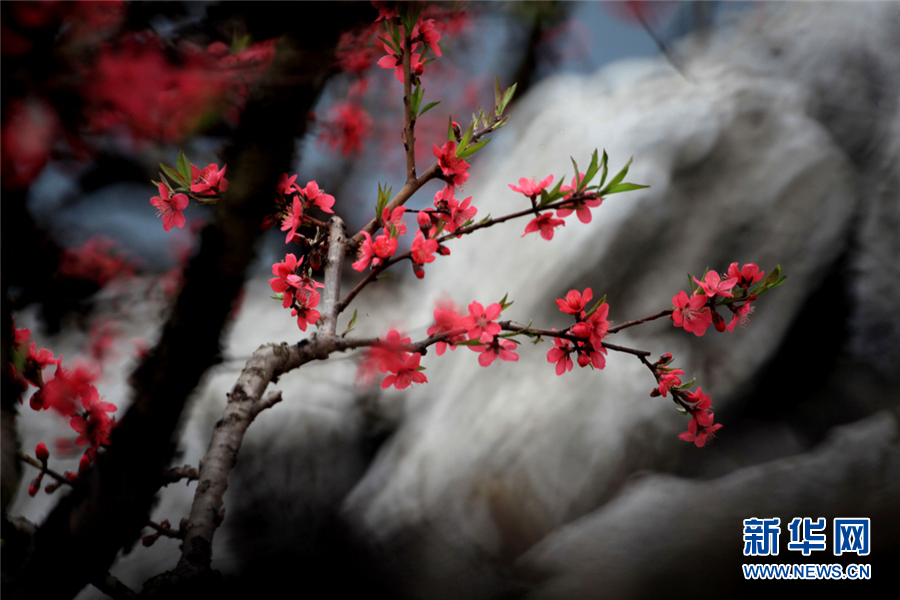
[417,210,432,230]
[35,442,49,462]
[142,533,160,547]
[452,121,462,143]
[45,481,62,494]
[79,453,91,473]
[412,263,425,279]
[437,244,450,256]
[712,309,727,333]
[658,353,672,365]
[649,388,660,397]
[28,474,43,497]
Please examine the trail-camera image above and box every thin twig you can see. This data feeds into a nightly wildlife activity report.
[91,573,137,600]
[402,28,417,182]
[608,309,675,334]
[17,452,73,487]
[161,464,199,487]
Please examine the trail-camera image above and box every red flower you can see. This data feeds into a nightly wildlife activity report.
[382,205,407,236]
[694,271,738,298]
[150,183,189,231]
[352,231,375,272]
[269,253,304,308]
[320,102,372,155]
[413,19,442,56]
[656,369,685,397]
[725,300,755,332]
[302,180,335,214]
[433,141,470,187]
[547,336,574,375]
[190,163,228,196]
[427,299,465,356]
[461,301,502,343]
[381,353,428,390]
[727,262,764,287]
[556,287,592,315]
[508,175,553,198]
[522,213,565,240]
[280,197,304,244]
[557,173,603,223]
[671,291,712,336]
[411,232,438,265]
[276,172,301,198]
[571,303,610,350]
[291,290,321,332]
[471,338,519,367]
[372,232,398,265]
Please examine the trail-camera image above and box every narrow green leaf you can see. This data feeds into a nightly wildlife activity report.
[494,76,503,113]
[538,177,566,207]
[177,151,191,183]
[379,35,397,54]
[447,116,455,142]
[419,101,440,118]
[598,156,633,196]
[160,163,188,186]
[570,157,581,190]
[343,309,358,336]
[478,213,491,224]
[376,272,394,281]
[501,82,517,112]
[598,149,609,188]
[583,150,600,187]
[456,138,490,160]
[457,118,475,155]
[602,182,650,195]
[688,274,696,294]
[499,293,508,306]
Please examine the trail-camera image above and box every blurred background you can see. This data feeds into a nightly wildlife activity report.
[3,2,899,599]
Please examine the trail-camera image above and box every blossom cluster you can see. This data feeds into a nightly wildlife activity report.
[151,156,230,232]
[8,321,118,489]
[671,263,766,336]
[269,254,323,332]
[547,288,609,374]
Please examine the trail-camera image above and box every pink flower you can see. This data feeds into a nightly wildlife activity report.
[269,253,304,308]
[427,299,465,356]
[678,405,722,448]
[280,197,304,244]
[725,300,755,332]
[522,213,565,240]
[727,262,764,287]
[381,353,428,390]
[302,180,335,213]
[571,303,610,350]
[377,52,424,83]
[671,291,712,336]
[461,301,502,343]
[433,141,470,186]
[372,232,398,264]
[190,163,228,196]
[276,172,300,198]
[411,231,438,265]
[557,173,603,223]
[413,19,442,56]
[382,205,407,236]
[508,175,553,198]
[291,290,321,332]
[320,101,372,155]
[352,231,375,272]
[685,386,712,412]
[547,336,574,375]
[472,338,519,367]
[555,288,592,315]
[656,369,685,397]
[694,271,738,298]
[150,183,189,231]
[433,185,476,233]
[576,344,607,370]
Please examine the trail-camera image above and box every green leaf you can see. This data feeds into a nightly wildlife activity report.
[456,118,475,155]
[457,138,490,160]
[598,156,634,196]
[419,101,440,117]
[447,116,455,142]
[376,182,392,219]
[675,377,697,391]
[453,338,486,347]
[478,213,491,224]
[177,151,191,184]
[501,82,517,113]
[582,150,600,188]
[598,149,609,188]
[494,77,503,112]
[570,157,581,190]
[376,272,394,281]
[160,163,188,186]
[602,182,649,195]
[423,57,437,66]
[378,35,397,54]
[271,293,285,301]
[688,274,697,295]
[343,309,358,336]
[499,293,514,311]
[538,177,566,208]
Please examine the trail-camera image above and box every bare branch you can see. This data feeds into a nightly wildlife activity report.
[317,217,348,337]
